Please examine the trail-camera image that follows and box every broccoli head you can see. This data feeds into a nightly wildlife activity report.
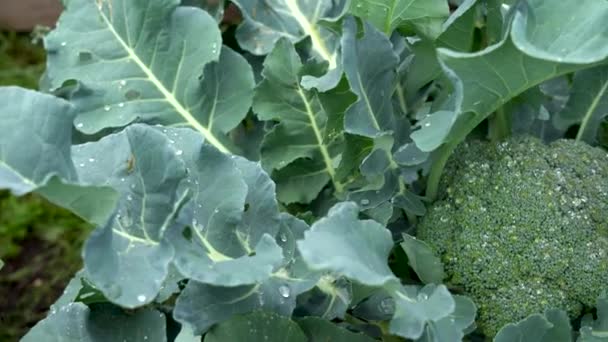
[417,136,608,336]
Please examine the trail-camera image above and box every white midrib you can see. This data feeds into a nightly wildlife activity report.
[296,86,342,192]
[577,78,608,141]
[283,0,337,69]
[99,10,230,154]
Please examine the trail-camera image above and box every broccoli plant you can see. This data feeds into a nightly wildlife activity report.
[0,0,607,341]
[418,136,608,336]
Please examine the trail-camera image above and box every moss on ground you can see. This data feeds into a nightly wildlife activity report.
[0,31,91,341]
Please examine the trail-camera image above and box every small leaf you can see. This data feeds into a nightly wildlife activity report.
[342,17,399,138]
[554,65,608,144]
[411,110,455,152]
[393,143,430,166]
[298,202,396,287]
[579,293,608,342]
[400,234,445,284]
[494,309,572,342]
[350,0,449,38]
[390,284,456,340]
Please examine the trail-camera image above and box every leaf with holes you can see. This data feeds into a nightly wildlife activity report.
[46,0,254,153]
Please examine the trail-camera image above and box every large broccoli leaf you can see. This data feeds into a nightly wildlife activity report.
[253,38,352,203]
[45,0,254,153]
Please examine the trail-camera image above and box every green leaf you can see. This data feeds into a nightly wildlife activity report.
[494,309,572,342]
[436,0,477,52]
[204,311,306,342]
[23,303,167,342]
[0,87,118,224]
[422,27,600,199]
[579,294,608,342]
[174,213,318,334]
[342,17,399,138]
[181,0,225,22]
[75,125,188,308]
[393,143,430,166]
[400,234,445,284]
[37,178,118,226]
[50,271,87,311]
[231,0,347,69]
[297,202,396,286]
[296,276,352,319]
[350,0,449,37]
[175,323,200,342]
[298,316,375,341]
[0,87,76,195]
[554,65,608,144]
[46,0,254,153]
[253,39,349,203]
[390,284,456,340]
[417,294,477,341]
[511,0,608,64]
[411,110,455,152]
[167,140,283,286]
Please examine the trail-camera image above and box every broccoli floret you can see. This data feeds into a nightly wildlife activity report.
[417,136,608,336]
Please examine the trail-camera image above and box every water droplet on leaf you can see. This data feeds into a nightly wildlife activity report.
[278,285,290,298]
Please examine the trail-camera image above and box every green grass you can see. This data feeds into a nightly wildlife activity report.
[0,31,92,342]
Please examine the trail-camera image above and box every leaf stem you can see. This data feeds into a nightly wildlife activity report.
[488,107,510,142]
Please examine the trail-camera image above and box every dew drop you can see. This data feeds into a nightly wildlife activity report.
[60,41,67,47]
[137,294,146,302]
[360,198,370,206]
[118,102,125,108]
[104,105,111,112]
[424,122,431,127]
[88,158,96,162]
[76,123,84,128]
[119,80,127,87]
[417,293,428,301]
[176,149,183,156]
[279,233,287,243]
[278,285,290,298]
[79,163,85,167]
[127,195,133,201]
